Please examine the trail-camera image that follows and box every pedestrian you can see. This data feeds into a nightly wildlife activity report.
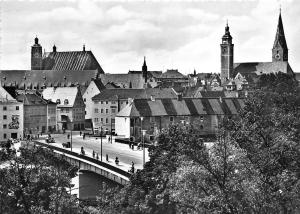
[106,154,109,162]
[81,147,85,155]
[131,143,134,150]
[108,136,111,143]
[115,157,119,165]
[96,153,99,160]
[93,150,95,158]
[80,131,82,136]
[67,134,70,139]
[83,133,85,140]
[131,161,134,167]
[129,142,131,149]
[37,134,39,139]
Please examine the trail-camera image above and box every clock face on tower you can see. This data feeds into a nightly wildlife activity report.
[34,52,40,58]
[275,54,281,60]
[222,47,227,53]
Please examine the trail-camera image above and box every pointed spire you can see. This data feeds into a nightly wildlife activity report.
[273,9,288,50]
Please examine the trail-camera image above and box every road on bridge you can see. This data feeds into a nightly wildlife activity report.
[38,132,150,172]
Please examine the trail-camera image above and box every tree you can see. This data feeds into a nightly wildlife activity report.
[0,145,85,214]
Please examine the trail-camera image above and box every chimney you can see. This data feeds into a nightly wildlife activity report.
[177,93,182,101]
[53,45,57,53]
[83,44,86,52]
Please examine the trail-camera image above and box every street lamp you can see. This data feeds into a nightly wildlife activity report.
[140,117,144,140]
[142,129,146,167]
[100,126,103,161]
[70,120,73,152]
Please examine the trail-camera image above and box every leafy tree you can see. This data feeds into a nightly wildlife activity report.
[0,144,85,214]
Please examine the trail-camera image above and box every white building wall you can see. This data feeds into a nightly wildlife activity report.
[115,116,130,138]
[83,81,101,120]
[0,101,23,141]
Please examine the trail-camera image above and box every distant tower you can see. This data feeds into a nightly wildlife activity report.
[220,21,234,83]
[142,56,148,83]
[272,10,288,62]
[31,36,43,70]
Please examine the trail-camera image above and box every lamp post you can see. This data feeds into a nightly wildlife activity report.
[100,126,103,161]
[70,120,73,152]
[142,129,146,167]
[140,117,144,141]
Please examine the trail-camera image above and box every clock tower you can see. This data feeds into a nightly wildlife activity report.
[31,36,43,70]
[272,10,288,62]
[220,22,234,84]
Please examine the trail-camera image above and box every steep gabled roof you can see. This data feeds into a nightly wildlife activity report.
[15,92,53,105]
[160,69,187,79]
[117,98,244,117]
[42,51,104,73]
[42,87,79,107]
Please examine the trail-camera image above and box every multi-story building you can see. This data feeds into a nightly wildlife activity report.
[42,87,85,131]
[82,79,106,120]
[91,88,178,134]
[0,87,23,142]
[115,97,244,141]
[15,91,57,135]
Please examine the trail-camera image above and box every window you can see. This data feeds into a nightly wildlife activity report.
[111,108,116,114]
[200,125,204,130]
[101,118,103,123]
[101,109,103,113]
[3,106,7,111]
[169,116,174,122]
[3,115,7,120]
[56,99,61,104]
[3,134,7,139]
[66,108,69,113]
[3,124,7,129]
[64,99,69,105]
[150,117,154,123]
[94,118,99,122]
[106,118,108,124]
[111,118,115,124]
[83,98,86,102]
[94,108,99,113]
[106,109,108,114]
[126,101,129,105]
[200,116,204,122]
[111,101,116,104]
[106,101,108,104]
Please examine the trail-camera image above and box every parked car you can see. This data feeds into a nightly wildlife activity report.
[62,142,71,148]
[45,137,55,143]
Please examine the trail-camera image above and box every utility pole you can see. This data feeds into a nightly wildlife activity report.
[100,126,103,161]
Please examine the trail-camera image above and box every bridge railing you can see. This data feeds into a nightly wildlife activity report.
[33,141,131,178]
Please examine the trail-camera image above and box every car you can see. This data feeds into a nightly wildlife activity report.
[62,142,71,148]
[45,137,55,143]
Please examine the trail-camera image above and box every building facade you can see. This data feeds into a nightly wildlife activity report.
[0,87,23,142]
[42,87,85,131]
[115,97,244,141]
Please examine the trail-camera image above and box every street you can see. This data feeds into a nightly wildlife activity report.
[38,132,149,172]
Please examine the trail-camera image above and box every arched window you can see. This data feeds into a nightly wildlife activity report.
[56,99,61,104]
[64,99,69,105]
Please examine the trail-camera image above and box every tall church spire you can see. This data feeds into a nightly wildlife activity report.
[142,56,148,83]
[272,10,288,61]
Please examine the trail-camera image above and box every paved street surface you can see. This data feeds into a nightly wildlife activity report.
[37,132,149,172]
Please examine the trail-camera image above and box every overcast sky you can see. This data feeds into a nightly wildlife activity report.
[0,0,299,74]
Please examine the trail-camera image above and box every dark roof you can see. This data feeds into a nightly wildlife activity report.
[160,69,187,79]
[273,12,288,50]
[149,71,163,78]
[0,70,99,91]
[117,98,244,117]
[233,61,294,77]
[92,88,178,101]
[105,82,121,89]
[42,51,104,73]
[99,73,145,88]
[93,79,106,91]
[15,92,54,105]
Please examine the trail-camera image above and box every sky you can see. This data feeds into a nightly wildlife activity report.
[0,0,299,74]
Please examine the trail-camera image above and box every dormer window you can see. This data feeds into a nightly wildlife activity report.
[64,99,69,105]
[56,99,61,104]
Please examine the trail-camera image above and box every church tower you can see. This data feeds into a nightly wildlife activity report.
[220,22,234,83]
[31,36,43,70]
[142,56,148,83]
[272,10,288,62]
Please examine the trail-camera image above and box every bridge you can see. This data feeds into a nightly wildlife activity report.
[34,141,131,186]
